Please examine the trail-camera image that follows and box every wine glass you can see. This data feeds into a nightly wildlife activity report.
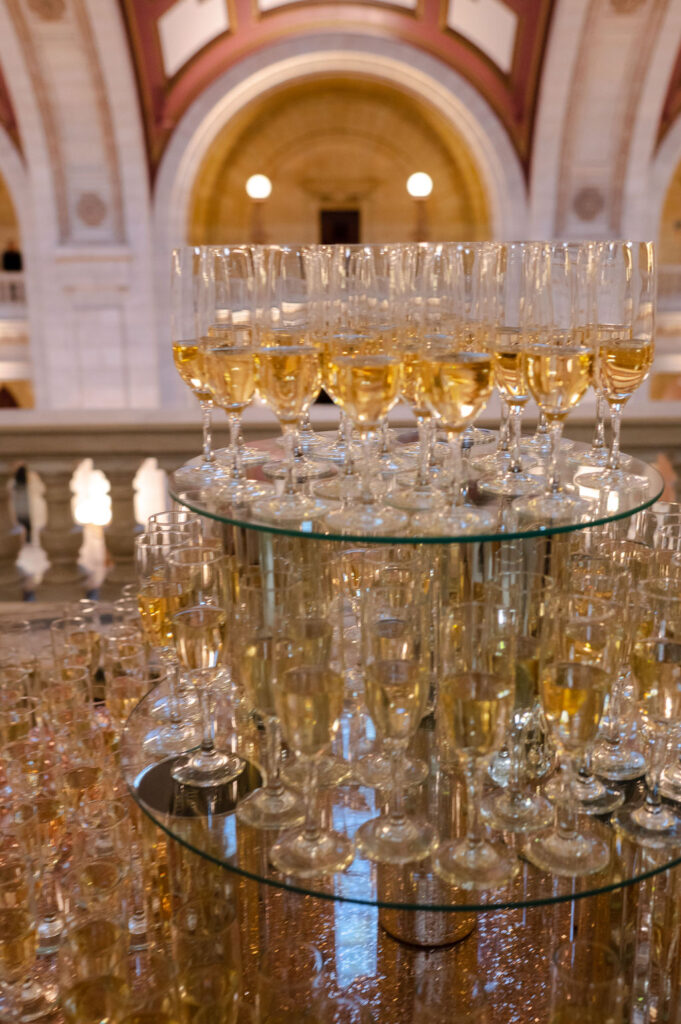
[550,939,624,1024]
[513,242,595,524]
[434,600,518,889]
[171,246,225,487]
[479,241,542,497]
[268,622,354,877]
[577,241,655,492]
[233,568,305,830]
[201,246,268,502]
[524,600,612,876]
[168,545,245,788]
[354,583,435,864]
[251,245,330,522]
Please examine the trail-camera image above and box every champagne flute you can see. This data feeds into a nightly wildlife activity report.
[550,939,624,1023]
[168,545,245,788]
[171,246,225,487]
[577,241,655,491]
[354,585,435,864]
[434,601,518,889]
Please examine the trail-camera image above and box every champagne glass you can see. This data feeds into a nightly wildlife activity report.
[233,569,305,830]
[201,245,268,502]
[550,939,624,1023]
[614,635,681,846]
[171,246,225,487]
[524,602,612,876]
[513,242,595,524]
[168,545,244,788]
[479,242,542,497]
[414,970,490,1023]
[251,246,330,522]
[577,241,655,491]
[434,601,518,889]
[354,584,435,864]
[268,639,354,877]
[171,891,241,1023]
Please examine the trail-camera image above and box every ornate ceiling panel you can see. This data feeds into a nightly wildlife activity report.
[0,66,20,150]
[119,0,554,177]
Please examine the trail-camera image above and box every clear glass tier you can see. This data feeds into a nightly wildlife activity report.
[169,436,663,545]
[122,682,681,914]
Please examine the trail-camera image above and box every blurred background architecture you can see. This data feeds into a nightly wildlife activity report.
[1,0,681,598]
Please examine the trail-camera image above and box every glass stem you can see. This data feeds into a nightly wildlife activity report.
[607,402,623,471]
[498,398,510,453]
[464,755,483,847]
[196,673,216,756]
[263,716,285,797]
[556,759,579,841]
[302,758,320,843]
[546,418,564,495]
[283,423,299,495]
[644,727,666,815]
[388,741,406,826]
[342,413,355,478]
[508,404,525,475]
[228,413,243,481]
[358,429,376,506]
[592,394,607,450]
[416,415,431,488]
[166,657,183,726]
[446,429,463,506]
[199,400,215,465]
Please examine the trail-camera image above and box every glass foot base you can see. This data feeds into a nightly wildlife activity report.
[313,475,359,502]
[355,753,428,789]
[173,460,227,488]
[355,815,436,865]
[411,506,497,536]
[614,804,681,849]
[512,490,593,527]
[215,446,268,467]
[575,468,647,493]
[524,828,610,877]
[216,478,270,504]
[434,838,519,890]
[386,485,446,513]
[591,744,646,781]
[262,459,336,484]
[270,828,354,878]
[478,470,543,498]
[570,446,610,468]
[482,790,554,833]
[142,720,201,758]
[660,765,681,803]
[171,749,245,789]
[324,504,409,536]
[251,493,329,523]
[543,773,624,815]
[236,785,305,830]
[283,753,352,789]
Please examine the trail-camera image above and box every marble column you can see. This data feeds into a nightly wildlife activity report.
[99,460,142,598]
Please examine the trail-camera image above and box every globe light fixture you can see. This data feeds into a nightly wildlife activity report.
[246,174,273,201]
[406,172,433,199]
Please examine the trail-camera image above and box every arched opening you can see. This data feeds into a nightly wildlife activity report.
[188,76,491,245]
[0,167,32,408]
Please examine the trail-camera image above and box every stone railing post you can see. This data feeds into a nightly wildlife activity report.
[35,460,86,599]
[0,463,26,601]
[99,459,143,598]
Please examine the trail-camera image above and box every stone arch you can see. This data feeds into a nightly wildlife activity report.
[153,33,528,405]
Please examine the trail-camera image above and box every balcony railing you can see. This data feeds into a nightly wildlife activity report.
[0,271,25,306]
[0,405,678,605]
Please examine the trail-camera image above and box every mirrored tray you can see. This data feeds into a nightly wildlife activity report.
[169,437,663,545]
[122,680,681,914]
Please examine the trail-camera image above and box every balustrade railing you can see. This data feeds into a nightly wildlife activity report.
[0,270,25,305]
[0,409,677,604]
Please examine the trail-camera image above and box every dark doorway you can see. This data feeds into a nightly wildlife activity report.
[320,209,360,245]
[0,385,18,408]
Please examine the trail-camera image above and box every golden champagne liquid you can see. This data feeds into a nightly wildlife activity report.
[137,583,167,646]
[321,335,365,402]
[120,1016,179,1024]
[274,666,344,757]
[202,345,256,412]
[493,328,529,403]
[172,606,225,672]
[66,918,128,966]
[63,764,103,811]
[369,616,415,662]
[365,659,428,741]
[0,908,35,983]
[179,964,240,1022]
[289,617,333,665]
[439,671,512,757]
[35,796,66,867]
[107,676,145,730]
[240,635,284,717]
[631,639,681,722]
[598,337,653,403]
[515,637,540,709]
[333,353,400,427]
[420,351,493,429]
[523,343,593,420]
[540,662,608,751]
[75,856,127,903]
[61,975,130,1024]
[172,340,212,401]
[399,347,429,413]
[256,345,321,424]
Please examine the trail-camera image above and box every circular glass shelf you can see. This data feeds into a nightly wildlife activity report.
[169,437,663,545]
[122,683,681,914]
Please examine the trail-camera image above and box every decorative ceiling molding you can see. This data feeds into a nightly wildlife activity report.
[0,68,21,153]
[119,0,554,178]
